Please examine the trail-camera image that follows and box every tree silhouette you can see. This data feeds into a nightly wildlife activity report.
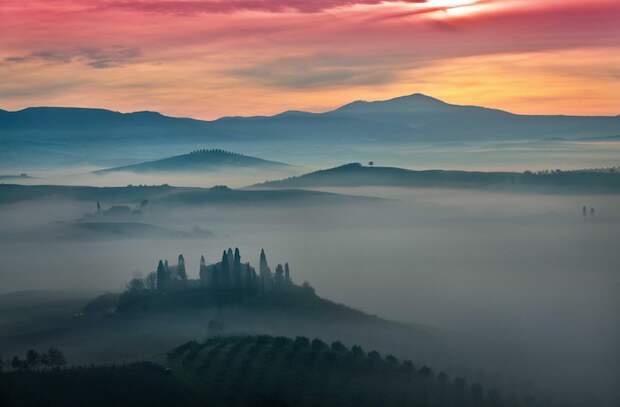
[46,347,67,369]
[156,260,168,291]
[25,350,41,371]
[144,272,157,290]
[177,254,187,281]
[233,248,242,289]
[163,335,533,407]
[127,278,145,293]
[11,356,25,371]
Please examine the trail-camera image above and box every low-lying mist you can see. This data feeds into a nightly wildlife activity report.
[2,166,306,189]
[0,186,618,405]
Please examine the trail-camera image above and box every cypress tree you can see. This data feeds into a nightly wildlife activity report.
[221,250,230,289]
[233,248,242,289]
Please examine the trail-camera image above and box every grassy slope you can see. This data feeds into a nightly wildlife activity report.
[256,163,620,193]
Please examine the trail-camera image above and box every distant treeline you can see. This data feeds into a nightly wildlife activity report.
[0,348,66,372]
[188,148,243,156]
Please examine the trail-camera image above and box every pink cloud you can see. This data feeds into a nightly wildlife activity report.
[1,0,619,116]
[99,0,429,14]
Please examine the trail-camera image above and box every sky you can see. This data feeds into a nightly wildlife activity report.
[1,0,619,119]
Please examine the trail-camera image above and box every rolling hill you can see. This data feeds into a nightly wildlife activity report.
[94,149,291,174]
[0,334,545,407]
[0,184,381,207]
[254,162,620,193]
[2,93,619,166]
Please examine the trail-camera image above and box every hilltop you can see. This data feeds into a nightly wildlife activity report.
[0,248,433,367]
[94,149,291,174]
[255,162,620,193]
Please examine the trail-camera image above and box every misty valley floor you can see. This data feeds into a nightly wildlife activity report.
[0,184,618,406]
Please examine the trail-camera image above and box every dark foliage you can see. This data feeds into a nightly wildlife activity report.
[168,335,547,407]
[0,362,199,407]
[0,335,563,406]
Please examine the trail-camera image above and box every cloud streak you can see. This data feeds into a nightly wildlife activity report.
[3,47,141,69]
[99,0,429,14]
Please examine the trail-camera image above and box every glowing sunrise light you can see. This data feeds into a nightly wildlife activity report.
[425,0,478,7]
[426,0,502,18]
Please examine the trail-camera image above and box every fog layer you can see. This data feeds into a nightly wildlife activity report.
[0,186,618,405]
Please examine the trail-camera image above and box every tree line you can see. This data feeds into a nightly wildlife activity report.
[1,348,66,372]
[169,335,556,407]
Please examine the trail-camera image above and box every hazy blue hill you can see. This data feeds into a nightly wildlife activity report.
[256,162,620,193]
[0,106,200,131]
[206,92,620,143]
[94,149,291,174]
[2,94,619,167]
[160,185,382,206]
[333,93,457,114]
[0,184,179,205]
[0,184,380,206]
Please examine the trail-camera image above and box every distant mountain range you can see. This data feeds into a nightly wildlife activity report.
[2,93,619,166]
[94,149,291,174]
[255,162,620,193]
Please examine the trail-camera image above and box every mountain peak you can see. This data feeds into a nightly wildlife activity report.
[331,92,450,115]
[403,92,446,102]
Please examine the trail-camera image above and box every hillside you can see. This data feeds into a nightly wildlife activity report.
[94,149,291,174]
[6,221,214,242]
[0,275,433,368]
[255,163,620,193]
[0,184,381,207]
[2,93,619,166]
[168,335,533,407]
[3,94,618,143]
[0,334,545,407]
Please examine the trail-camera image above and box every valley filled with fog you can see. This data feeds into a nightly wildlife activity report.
[4,138,620,185]
[2,102,619,405]
[1,180,618,404]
